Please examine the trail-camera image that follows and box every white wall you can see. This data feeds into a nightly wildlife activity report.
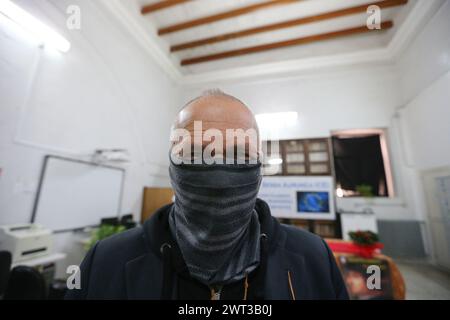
[397,1,450,170]
[183,66,401,139]
[394,1,450,260]
[0,0,180,275]
[400,72,450,170]
[0,0,179,224]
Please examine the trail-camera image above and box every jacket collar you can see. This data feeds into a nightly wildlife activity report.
[125,199,307,299]
[143,199,278,256]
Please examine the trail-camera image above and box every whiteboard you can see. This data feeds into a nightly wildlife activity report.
[32,156,124,232]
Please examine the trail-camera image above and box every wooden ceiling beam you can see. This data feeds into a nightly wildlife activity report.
[141,0,191,15]
[180,21,394,65]
[158,0,299,35]
[172,0,407,52]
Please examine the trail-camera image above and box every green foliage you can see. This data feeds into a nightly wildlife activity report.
[355,184,374,197]
[348,230,379,245]
[85,224,126,250]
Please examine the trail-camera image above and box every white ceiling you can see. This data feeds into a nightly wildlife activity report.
[101,0,440,84]
[137,0,416,74]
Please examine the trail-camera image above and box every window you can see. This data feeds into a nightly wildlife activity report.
[331,129,394,198]
[262,138,332,176]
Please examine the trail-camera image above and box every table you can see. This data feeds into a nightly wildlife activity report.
[11,252,66,268]
[326,239,405,300]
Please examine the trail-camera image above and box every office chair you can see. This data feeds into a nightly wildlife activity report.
[100,217,119,226]
[120,214,136,229]
[4,265,48,300]
[0,251,12,299]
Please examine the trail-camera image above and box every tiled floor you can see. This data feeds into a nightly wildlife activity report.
[396,261,450,300]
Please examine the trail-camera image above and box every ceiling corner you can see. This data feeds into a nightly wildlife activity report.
[97,0,183,83]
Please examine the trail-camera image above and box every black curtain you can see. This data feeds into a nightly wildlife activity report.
[332,135,387,196]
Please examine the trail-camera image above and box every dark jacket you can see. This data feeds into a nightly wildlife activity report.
[65,199,349,300]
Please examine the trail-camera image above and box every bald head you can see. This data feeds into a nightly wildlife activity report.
[174,90,258,133]
[171,90,260,164]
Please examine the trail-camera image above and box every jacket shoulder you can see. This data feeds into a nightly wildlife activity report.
[95,226,147,261]
[280,224,330,257]
[65,227,148,300]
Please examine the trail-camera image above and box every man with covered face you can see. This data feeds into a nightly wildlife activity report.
[66,90,349,300]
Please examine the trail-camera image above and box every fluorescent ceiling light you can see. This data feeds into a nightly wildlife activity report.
[255,111,298,129]
[267,158,283,165]
[0,0,70,52]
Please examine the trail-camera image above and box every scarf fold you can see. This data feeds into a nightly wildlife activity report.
[169,162,262,286]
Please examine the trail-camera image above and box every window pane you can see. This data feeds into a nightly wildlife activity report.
[309,152,328,162]
[286,164,306,174]
[309,164,328,174]
[309,141,327,151]
[286,153,305,162]
[285,141,303,152]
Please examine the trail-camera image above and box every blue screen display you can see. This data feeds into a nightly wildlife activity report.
[296,191,330,213]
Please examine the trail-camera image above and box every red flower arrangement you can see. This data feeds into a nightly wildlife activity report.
[348,230,383,258]
[349,230,379,245]
[326,230,384,258]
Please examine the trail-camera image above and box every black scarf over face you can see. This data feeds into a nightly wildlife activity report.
[168,161,262,286]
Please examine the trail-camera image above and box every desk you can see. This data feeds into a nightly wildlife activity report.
[11,252,66,269]
[326,239,405,300]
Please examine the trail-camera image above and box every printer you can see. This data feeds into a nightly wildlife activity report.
[0,224,53,263]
